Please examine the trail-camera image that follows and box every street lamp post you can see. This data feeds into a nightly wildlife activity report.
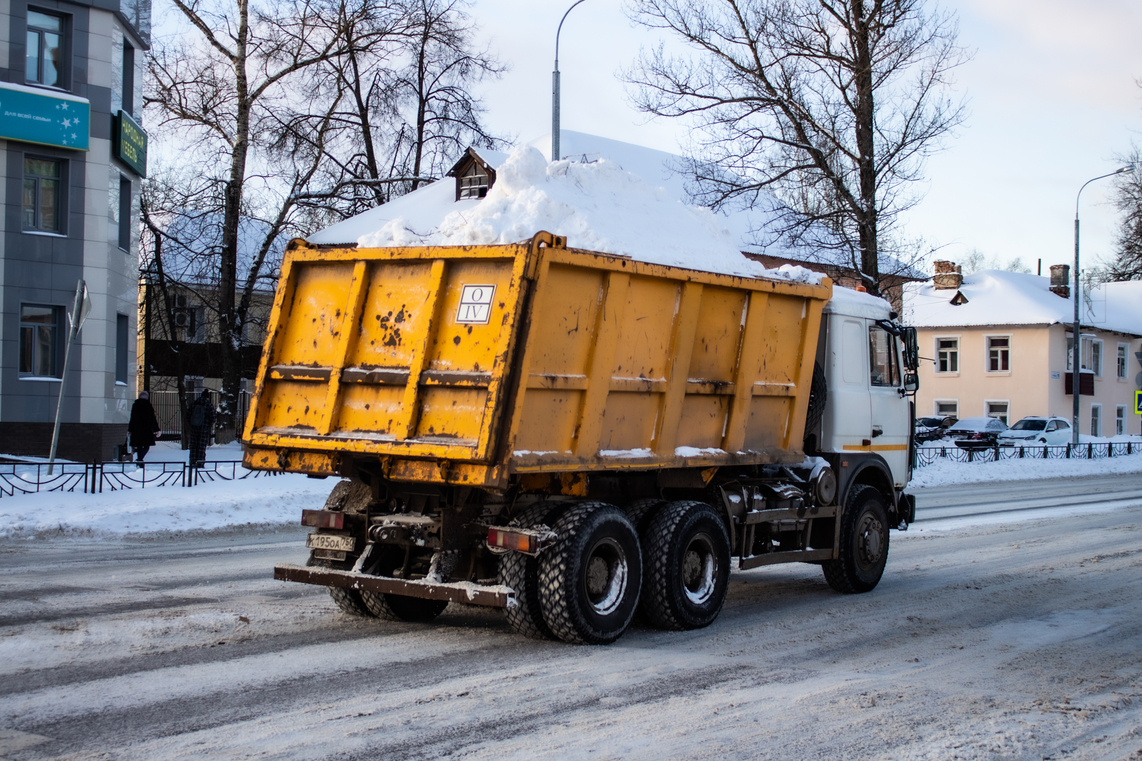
[1071,165,1134,445]
[552,0,588,163]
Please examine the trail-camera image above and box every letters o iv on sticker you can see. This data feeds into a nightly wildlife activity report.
[457,284,496,324]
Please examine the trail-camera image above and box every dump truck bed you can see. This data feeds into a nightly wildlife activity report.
[243,233,831,487]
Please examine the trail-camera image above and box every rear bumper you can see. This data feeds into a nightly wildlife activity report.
[274,563,514,609]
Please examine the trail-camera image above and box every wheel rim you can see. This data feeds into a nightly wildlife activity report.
[680,532,718,605]
[855,511,884,570]
[583,536,629,616]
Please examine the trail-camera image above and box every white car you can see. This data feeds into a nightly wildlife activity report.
[996,416,1072,446]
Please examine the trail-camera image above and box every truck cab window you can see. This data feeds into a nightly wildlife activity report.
[868,326,899,387]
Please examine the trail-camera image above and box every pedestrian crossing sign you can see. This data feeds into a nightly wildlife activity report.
[1137,390,1142,414]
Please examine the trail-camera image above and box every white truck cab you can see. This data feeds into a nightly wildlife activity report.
[813,287,918,523]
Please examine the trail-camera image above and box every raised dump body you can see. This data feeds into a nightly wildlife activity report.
[244,233,831,483]
[248,232,915,645]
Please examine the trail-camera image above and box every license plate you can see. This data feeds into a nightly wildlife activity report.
[306,533,355,552]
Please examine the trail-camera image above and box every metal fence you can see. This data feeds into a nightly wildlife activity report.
[149,390,252,442]
[0,460,280,499]
[915,441,1140,468]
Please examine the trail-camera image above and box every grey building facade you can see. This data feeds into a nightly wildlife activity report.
[0,0,149,461]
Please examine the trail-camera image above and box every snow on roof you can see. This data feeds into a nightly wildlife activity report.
[308,133,827,282]
[824,284,895,320]
[903,269,1142,336]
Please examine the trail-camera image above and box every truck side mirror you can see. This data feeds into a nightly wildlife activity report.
[903,372,919,394]
[903,327,919,370]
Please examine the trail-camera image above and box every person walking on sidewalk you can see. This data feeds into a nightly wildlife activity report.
[188,390,216,467]
[128,391,161,463]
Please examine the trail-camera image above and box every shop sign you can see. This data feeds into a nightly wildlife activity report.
[0,82,89,150]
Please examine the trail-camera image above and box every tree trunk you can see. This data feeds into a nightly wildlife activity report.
[851,0,879,294]
[218,0,252,440]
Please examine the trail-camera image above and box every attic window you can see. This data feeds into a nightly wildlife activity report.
[458,163,489,200]
[950,291,969,306]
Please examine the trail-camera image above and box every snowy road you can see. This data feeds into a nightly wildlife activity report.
[2,479,1141,760]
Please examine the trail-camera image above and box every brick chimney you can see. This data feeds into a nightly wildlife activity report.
[1049,264,1071,298]
[932,260,963,290]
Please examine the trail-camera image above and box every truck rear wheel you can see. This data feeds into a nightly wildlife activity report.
[500,503,563,640]
[358,547,449,622]
[639,501,730,630]
[538,503,641,645]
[822,485,890,594]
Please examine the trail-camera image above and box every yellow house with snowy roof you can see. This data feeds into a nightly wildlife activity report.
[903,263,1142,437]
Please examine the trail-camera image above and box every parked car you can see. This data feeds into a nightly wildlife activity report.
[915,415,956,443]
[947,416,1008,449]
[996,416,1072,446]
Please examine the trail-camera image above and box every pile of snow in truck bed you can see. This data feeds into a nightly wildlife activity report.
[348,145,822,284]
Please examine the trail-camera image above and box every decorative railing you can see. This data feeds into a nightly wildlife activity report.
[0,460,279,498]
[915,441,1139,468]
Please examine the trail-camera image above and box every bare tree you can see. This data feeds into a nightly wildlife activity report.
[145,0,371,435]
[627,0,968,295]
[297,0,505,218]
[1104,149,1142,281]
[394,0,505,191]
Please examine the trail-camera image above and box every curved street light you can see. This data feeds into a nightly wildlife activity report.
[1071,164,1135,444]
[552,0,589,162]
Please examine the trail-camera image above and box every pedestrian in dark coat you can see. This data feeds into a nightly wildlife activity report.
[188,390,216,467]
[128,391,161,463]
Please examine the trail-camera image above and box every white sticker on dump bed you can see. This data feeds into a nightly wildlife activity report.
[456,284,496,324]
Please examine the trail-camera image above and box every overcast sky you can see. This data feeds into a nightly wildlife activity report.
[469,0,1142,277]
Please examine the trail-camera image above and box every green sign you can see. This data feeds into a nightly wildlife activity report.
[114,110,148,177]
[0,83,89,150]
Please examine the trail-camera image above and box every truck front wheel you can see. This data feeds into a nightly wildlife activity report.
[639,501,730,630]
[822,485,890,594]
[538,503,641,645]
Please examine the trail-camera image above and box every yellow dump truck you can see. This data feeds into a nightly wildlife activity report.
[245,232,919,644]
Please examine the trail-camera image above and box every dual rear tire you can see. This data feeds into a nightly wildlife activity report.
[504,499,732,643]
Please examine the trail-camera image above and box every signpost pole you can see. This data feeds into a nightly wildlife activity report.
[47,280,92,475]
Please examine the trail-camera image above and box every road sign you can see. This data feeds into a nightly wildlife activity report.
[1136,390,1142,415]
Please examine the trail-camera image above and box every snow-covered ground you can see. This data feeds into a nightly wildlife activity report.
[0,442,331,539]
[1,440,1140,539]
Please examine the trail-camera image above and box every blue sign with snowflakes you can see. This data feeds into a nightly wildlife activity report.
[0,83,89,151]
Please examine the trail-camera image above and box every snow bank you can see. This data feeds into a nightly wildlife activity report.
[909,450,1142,488]
[5,442,1140,540]
[0,475,331,539]
[357,146,823,283]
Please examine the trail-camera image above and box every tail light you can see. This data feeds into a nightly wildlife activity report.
[301,509,344,529]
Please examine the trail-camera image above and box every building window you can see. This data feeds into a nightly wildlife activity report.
[458,163,490,199]
[1117,343,1128,380]
[986,336,1010,372]
[116,313,129,384]
[1090,404,1101,437]
[868,326,899,387]
[935,400,958,418]
[25,9,66,88]
[1068,335,1102,373]
[122,39,135,114]
[935,337,958,373]
[1116,405,1126,436]
[23,157,63,233]
[19,303,64,377]
[118,175,133,250]
[985,401,1009,425]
